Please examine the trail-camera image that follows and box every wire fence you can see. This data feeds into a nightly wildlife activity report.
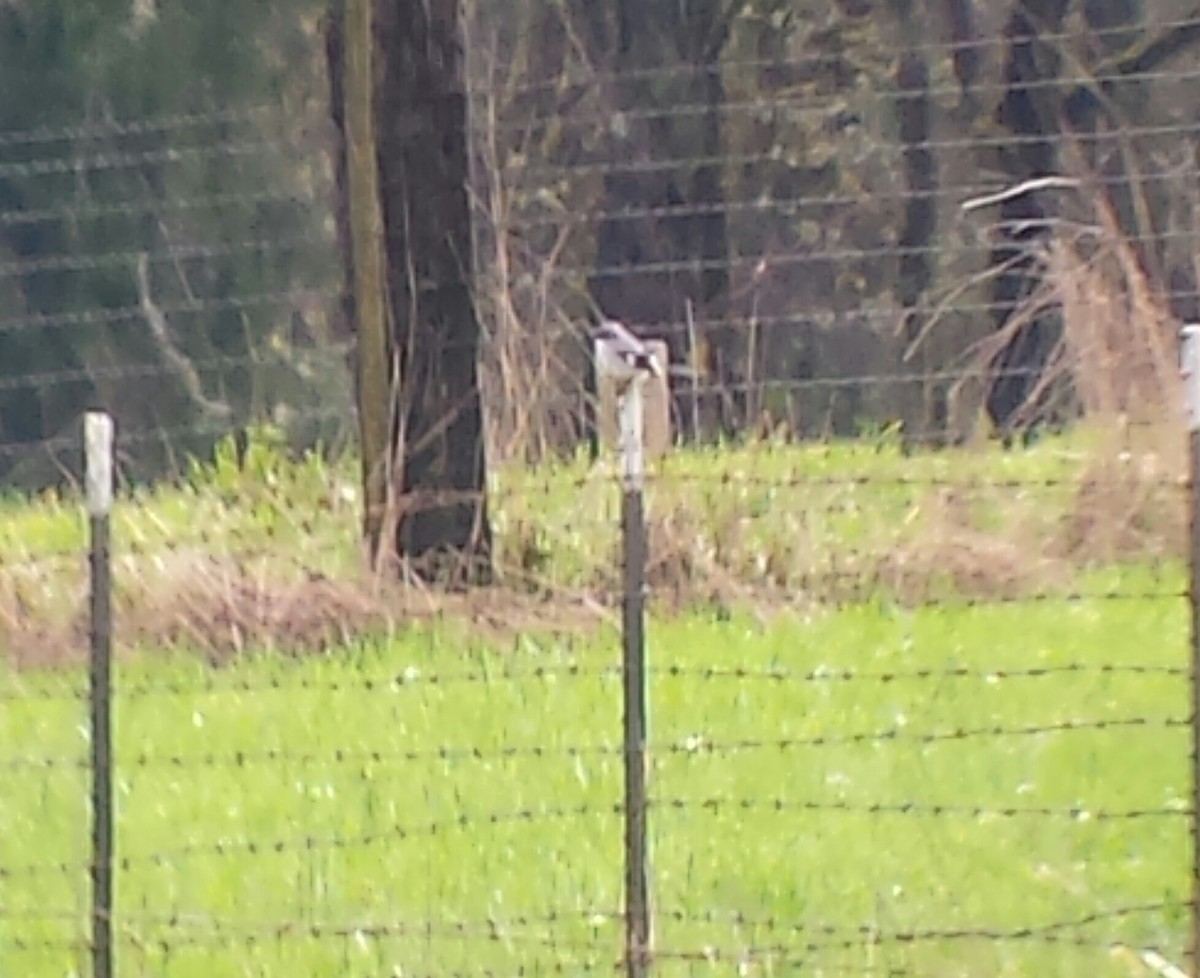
[3,447,1191,978]
[2,7,1200,978]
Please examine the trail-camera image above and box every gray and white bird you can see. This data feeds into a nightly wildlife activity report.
[590,319,664,383]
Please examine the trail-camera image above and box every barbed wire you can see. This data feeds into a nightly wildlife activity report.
[586,300,1190,346]
[660,662,1189,684]
[2,930,621,978]
[471,305,1198,376]
[0,460,1185,523]
[0,903,624,927]
[2,904,1181,969]
[646,582,1187,607]
[0,786,1181,884]
[0,801,627,879]
[4,706,1187,774]
[1,267,1192,358]
[20,522,1167,593]
[657,900,1182,941]
[1,656,1183,713]
[0,662,623,705]
[4,604,1190,701]
[109,917,623,958]
[651,794,1187,822]
[57,928,1158,972]
[640,471,1187,493]
[0,586,1183,669]
[3,900,1176,947]
[1,463,1185,534]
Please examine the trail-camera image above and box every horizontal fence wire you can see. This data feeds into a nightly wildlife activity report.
[3,9,1198,976]
[1,656,1188,708]
[0,234,335,279]
[491,85,1200,139]
[500,136,1200,192]
[460,15,1200,97]
[0,105,291,147]
[3,794,1182,880]
[0,288,343,335]
[3,711,1189,774]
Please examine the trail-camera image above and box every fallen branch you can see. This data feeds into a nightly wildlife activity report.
[961,176,1081,213]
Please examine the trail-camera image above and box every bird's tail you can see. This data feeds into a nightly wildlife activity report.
[634,352,663,377]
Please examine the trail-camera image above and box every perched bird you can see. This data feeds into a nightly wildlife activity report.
[590,319,664,382]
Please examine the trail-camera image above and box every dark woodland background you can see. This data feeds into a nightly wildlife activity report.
[2,0,1197,490]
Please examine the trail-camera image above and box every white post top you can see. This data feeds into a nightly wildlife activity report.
[84,412,115,516]
[618,380,646,492]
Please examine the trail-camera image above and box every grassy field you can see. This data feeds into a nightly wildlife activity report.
[0,428,1193,977]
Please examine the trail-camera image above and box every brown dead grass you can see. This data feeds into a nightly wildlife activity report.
[960,159,1184,432]
[0,548,608,670]
[1032,181,1189,567]
[633,481,1079,611]
[1,417,1185,669]
[1052,421,1187,566]
[873,488,1065,605]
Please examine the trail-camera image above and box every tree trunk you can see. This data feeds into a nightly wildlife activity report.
[890,0,940,448]
[336,0,393,560]
[373,0,492,583]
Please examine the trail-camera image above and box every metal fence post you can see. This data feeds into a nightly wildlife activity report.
[85,411,115,978]
[619,379,651,978]
[1182,325,1200,974]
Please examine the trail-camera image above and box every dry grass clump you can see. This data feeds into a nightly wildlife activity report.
[0,552,87,669]
[0,545,604,669]
[964,170,1183,434]
[1052,421,1187,566]
[0,553,388,668]
[0,420,1186,669]
[1033,181,1188,566]
[873,487,1065,605]
[117,552,393,664]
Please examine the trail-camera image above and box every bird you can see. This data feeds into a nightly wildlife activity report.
[590,319,664,383]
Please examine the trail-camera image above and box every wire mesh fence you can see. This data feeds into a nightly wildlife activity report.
[2,3,1199,978]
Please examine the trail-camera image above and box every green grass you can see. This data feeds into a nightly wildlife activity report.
[0,421,1144,600]
[0,427,1193,976]
[1,597,1190,977]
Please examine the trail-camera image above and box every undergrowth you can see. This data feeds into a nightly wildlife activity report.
[0,417,1186,665]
